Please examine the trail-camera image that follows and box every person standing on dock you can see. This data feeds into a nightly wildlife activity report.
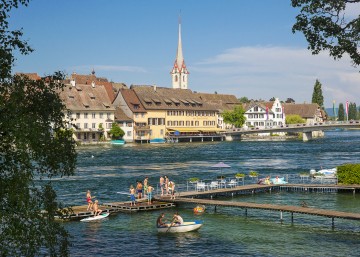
[136,181,143,199]
[86,190,94,211]
[147,184,154,205]
[144,177,149,198]
[93,200,102,216]
[169,181,176,199]
[165,176,169,195]
[129,185,136,206]
[159,176,165,196]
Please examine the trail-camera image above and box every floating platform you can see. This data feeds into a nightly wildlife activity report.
[56,200,175,221]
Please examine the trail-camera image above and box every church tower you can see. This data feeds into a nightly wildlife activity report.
[170,16,189,89]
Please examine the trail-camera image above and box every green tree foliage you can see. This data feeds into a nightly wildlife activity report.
[238,96,250,103]
[311,79,324,108]
[285,114,306,124]
[0,1,77,256]
[292,0,360,68]
[222,106,246,128]
[338,103,345,121]
[337,164,360,184]
[285,98,295,103]
[110,122,125,139]
[269,97,275,101]
[348,102,357,120]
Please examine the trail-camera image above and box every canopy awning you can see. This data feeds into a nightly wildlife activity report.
[198,128,226,132]
[167,127,200,133]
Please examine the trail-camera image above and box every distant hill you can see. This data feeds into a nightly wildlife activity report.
[325,107,338,117]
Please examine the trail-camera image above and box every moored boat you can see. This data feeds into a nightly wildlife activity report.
[111,139,125,145]
[150,138,166,144]
[157,221,203,233]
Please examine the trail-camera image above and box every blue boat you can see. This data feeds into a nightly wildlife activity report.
[111,139,125,145]
[149,138,166,144]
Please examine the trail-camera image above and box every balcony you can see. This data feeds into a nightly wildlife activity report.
[134,125,151,131]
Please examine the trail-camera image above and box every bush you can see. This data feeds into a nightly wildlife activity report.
[337,164,360,184]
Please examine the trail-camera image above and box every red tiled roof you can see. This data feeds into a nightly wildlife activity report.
[16,72,41,81]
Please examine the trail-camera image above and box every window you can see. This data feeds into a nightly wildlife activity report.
[254,107,258,111]
[84,113,88,119]
[127,131,132,137]
[84,133,87,140]
[160,129,164,135]
[100,113,104,118]
[107,113,111,119]
[84,123,88,129]
[106,123,111,129]
[77,133,81,139]
[76,123,80,129]
[92,123,96,129]
[92,133,96,140]
[195,121,199,126]
[141,113,145,118]
[135,113,139,118]
[92,113,96,119]
[76,113,80,119]
[175,75,178,82]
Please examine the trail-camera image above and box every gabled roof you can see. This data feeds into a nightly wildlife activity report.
[114,107,132,122]
[131,85,218,111]
[195,92,241,112]
[16,72,41,81]
[120,88,147,113]
[244,101,274,114]
[283,103,321,118]
[59,83,115,111]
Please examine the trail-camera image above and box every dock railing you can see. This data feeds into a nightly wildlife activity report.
[155,173,338,195]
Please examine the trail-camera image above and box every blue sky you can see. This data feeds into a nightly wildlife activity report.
[11,0,360,107]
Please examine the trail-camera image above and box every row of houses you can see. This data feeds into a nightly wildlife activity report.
[19,72,325,143]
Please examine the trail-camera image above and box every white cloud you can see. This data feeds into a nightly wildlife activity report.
[190,46,360,107]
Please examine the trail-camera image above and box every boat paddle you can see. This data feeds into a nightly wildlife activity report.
[166,217,176,233]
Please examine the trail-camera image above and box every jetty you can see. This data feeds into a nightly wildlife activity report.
[153,183,360,227]
[57,200,175,221]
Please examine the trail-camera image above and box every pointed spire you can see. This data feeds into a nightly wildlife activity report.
[176,14,184,70]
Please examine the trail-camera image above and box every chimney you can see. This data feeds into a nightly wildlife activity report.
[91,81,95,88]
[153,84,157,92]
[70,79,76,87]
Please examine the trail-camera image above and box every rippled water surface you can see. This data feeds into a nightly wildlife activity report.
[53,131,360,256]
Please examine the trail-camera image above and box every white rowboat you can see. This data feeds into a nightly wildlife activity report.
[157,221,203,233]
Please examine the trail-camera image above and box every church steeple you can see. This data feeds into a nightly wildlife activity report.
[171,15,189,89]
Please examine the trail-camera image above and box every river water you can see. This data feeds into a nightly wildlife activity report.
[53,130,360,256]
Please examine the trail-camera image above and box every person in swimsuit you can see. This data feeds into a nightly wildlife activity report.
[164,176,169,195]
[169,181,176,199]
[129,185,136,206]
[147,184,154,205]
[173,212,183,225]
[144,177,148,198]
[86,190,94,211]
[159,176,165,196]
[93,200,102,216]
[136,181,143,199]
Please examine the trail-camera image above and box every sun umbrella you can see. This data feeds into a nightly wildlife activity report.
[211,162,231,178]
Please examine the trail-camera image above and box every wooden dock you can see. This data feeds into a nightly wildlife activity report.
[153,183,360,227]
[57,200,175,221]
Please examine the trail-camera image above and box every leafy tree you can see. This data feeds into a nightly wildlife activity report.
[285,98,295,103]
[338,103,345,121]
[292,0,360,68]
[222,106,246,128]
[109,122,125,139]
[238,96,250,103]
[285,114,306,124]
[0,1,77,256]
[311,79,324,108]
[348,102,357,120]
[269,97,275,101]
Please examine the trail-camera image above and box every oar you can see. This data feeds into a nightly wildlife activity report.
[166,217,176,233]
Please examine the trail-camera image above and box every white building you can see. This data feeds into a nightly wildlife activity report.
[60,79,115,143]
[244,98,285,128]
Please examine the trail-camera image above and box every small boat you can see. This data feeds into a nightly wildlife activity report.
[80,213,109,222]
[111,139,125,145]
[157,221,203,233]
[150,138,166,144]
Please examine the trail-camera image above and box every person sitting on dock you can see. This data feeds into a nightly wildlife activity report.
[93,200,102,216]
[147,184,154,205]
[86,190,95,211]
[159,176,165,196]
[157,213,167,228]
[136,181,143,199]
[129,185,136,206]
[264,176,271,185]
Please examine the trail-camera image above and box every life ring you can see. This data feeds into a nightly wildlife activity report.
[193,205,205,214]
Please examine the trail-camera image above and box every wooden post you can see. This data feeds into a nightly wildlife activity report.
[332,217,335,229]
[291,212,293,224]
[245,208,247,217]
[214,205,217,213]
[280,211,283,221]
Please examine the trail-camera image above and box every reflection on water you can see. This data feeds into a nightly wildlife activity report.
[56,131,360,256]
